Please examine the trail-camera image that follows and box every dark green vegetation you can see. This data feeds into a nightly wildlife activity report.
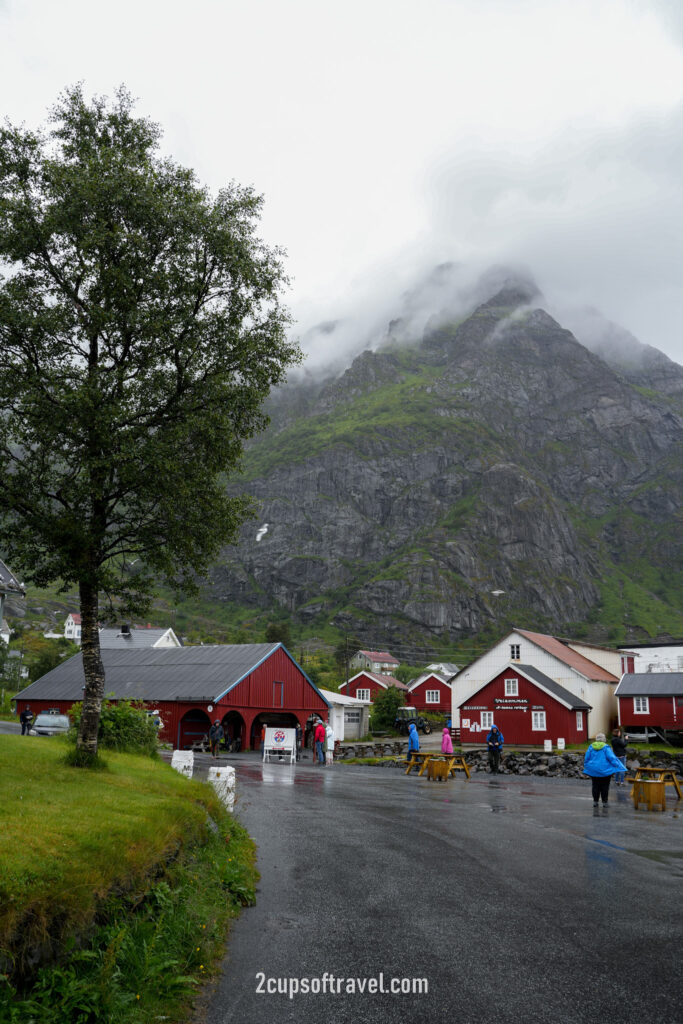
[0,737,256,1023]
[0,85,299,760]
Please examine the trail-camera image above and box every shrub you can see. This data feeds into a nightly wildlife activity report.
[370,685,406,731]
[69,699,159,757]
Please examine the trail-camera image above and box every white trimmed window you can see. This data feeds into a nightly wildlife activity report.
[356,688,370,701]
[633,696,649,714]
[532,711,546,731]
[504,678,518,696]
[481,711,493,729]
[510,644,520,660]
[576,711,583,730]
[425,689,440,703]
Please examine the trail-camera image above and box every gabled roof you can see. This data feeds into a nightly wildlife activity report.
[408,672,451,691]
[66,613,82,624]
[515,629,618,682]
[13,643,330,706]
[426,662,460,677]
[98,627,181,649]
[458,663,591,711]
[615,673,683,696]
[354,649,400,665]
[341,671,409,692]
[0,559,24,596]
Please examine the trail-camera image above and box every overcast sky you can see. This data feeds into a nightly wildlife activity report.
[2,0,683,367]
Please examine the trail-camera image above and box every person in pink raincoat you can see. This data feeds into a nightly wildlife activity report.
[441,726,453,754]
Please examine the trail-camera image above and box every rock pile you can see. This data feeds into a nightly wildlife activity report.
[460,747,683,778]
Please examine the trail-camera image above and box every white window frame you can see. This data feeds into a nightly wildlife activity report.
[510,644,520,660]
[481,711,493,729]
[576,711,583,730]
[425,689,440,704]
[532,711,546,731]
[356,688,370,702]
[633,696,649,714]
[504,678,518,696]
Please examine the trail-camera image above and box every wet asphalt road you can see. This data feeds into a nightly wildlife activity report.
[197,757,682,1024]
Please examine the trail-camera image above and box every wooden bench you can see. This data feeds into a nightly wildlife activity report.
[405,752,471,780]
[628,767,681,802]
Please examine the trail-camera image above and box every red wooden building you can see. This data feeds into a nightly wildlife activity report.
[13,643,329,750]
[339,671,409,702]
[407,672,451,713]
[458,664,591,746]
[615,672,683,740]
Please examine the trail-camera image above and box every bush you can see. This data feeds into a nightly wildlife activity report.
[69,699,159,757]
[370,685,406,731]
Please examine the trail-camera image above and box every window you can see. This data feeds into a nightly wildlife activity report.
[532,711,546,731]
[356,688,370,701]
[510,644,520,660]
[481,711,493,729]
[504,678,518,696]
[426,689,440,703]
[576,711,583,730]
[344,710,361,723]
[633,697,649,714]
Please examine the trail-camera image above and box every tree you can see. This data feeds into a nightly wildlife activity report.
[264,620,291,647]
[370,685,406,731]
[0,86,300,762]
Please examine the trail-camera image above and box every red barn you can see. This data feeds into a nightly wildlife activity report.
[407,672,452,713]
[13,643,329,750]
[339,671,409,702]
[458,664,591,746]
[616,672,683,742]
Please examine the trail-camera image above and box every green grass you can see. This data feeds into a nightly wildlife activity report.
[0,737,257,1022]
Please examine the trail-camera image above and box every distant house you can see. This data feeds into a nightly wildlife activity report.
[451,628,630,737]
[618,641,683,674]
[0,558,25,627]
[426,662,460,678]
[339,671,409,702]
[319,688,371,741]
[1,619,10,645]
[13,643,329,751]
[407,671,452,713]
[349,650,400,675]
[64,613,82,643]
[458,664,591,747]
[98,624,181,649]
[615,672,683,742]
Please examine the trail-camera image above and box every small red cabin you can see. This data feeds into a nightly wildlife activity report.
[339,671,409,702]
[407,672,451,713]
[458,664,591,746]
[13,643,329,750]
[616,672,683,741]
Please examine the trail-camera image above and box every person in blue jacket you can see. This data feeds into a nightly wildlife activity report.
[583,733,625,806]
[407,722,420,761]
[486,724,504,773]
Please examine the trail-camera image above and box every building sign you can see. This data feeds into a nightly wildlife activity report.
[461,719,470,728]
[494,697,528,712]
[463,706,487,711]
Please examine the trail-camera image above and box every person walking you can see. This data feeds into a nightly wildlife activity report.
[314,719,326,765]
[20,705,34,735]
[209,719,224,758]
[407,721,420,765]
[325,722,335,766]
[583,732,625,807]
[611,727,628,786]
[295,722,303,761]
[441,726,453,755]
[486,724,504,773]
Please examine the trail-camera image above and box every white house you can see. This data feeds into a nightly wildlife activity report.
[64,613,82,643]
[349,649,400,675]
[451,628,630,737]
[618,641,683,674]
[319,688,371,741]
[98,624,181,648]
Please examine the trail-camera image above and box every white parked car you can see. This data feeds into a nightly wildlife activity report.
[30,713,71,736]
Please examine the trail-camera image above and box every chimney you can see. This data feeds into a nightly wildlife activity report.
[121,623,131,635]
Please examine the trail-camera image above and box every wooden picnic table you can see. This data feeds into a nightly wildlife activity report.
[628,766,681,800]
[404,751,470,779]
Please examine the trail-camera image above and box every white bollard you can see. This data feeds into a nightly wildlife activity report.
[171,750,194,778]
[207,765,236,812]
[543,739,552,753]
[557,738,565,750]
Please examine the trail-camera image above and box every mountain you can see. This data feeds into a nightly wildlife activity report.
[206,275,683,648]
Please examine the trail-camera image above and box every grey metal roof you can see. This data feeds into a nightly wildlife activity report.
[615,672,683,696]
[514,664,592,710]
[0,558,24,596]
[13,643,328,705]
[98,627,181,649]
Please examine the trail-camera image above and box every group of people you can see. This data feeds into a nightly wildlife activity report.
[313,718,334,765]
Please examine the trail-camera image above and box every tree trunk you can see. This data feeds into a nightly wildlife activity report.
[76,580,104,758]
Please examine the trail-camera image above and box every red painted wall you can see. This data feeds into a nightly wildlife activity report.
[618,694,681,730]
[458,669,589,746]
[409,676,451,712]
